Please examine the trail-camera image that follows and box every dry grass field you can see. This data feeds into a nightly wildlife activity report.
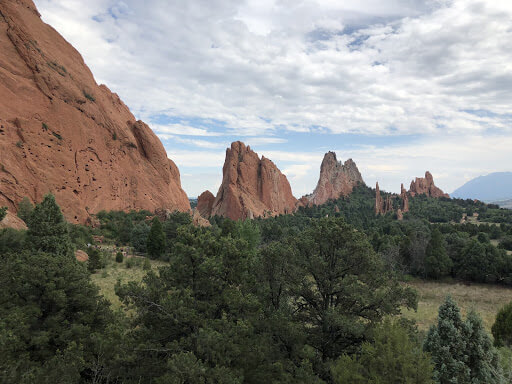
[91,255,512,333]
[402,279,512,332]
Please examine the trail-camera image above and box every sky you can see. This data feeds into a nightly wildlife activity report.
[34,0,512,197]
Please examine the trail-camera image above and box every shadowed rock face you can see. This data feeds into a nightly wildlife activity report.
[306,152,364,206]
[0,0,190,223]
[197,190,215,218]
[409,172,449,198]
[210,141,297,221]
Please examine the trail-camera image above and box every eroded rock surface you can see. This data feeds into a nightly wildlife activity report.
[0,0,190,223]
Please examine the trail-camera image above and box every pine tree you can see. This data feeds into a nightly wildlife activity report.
[17,197,33,222]
[425,297,504,384]
[146,217,166,259]
[492,301,512,347]
[425,228,452,279]
[465,310,502,383]
[424,297,470,383]
[26,194,73,257]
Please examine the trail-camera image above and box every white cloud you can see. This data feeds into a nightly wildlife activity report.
[33,0,512,197]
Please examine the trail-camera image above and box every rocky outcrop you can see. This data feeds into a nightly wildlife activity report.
[210,141,297,221]
[192,209,211,227]
[409,172,449,198]
[197,190,215,218]
[0,210,27,230]
[375,182,384,215]
[75,249,89,262]
[306,152,364,206]
[0,0,190,223]
[400,183,409,212]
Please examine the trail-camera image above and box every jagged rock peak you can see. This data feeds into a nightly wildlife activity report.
[210,141,297,220]
[409,171,449,198]
[400,183,409,213]
[306,151,364,206]
[375,182,383,215]
[0,0,190,223]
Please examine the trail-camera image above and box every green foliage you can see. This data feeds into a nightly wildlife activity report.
[17,197,33,222]
[142,257,151,271]
[87,247,105,272]
[290,218,417,379]
[0,206,6,221]
[0,250,118,383]
[16,141,23,148]
[0,228,26,254]
[26,194,73,257]
[331,319,434,384]
[83,90,95,102]
[130,221,150,253]
[115,251,124,263]
[492,302,512,348]
[51,131,62,140]
[67,223,93,250]
[498,347,512,383]
[499,236,512,251]
[425,228,452,279]
[146,217,166,259]
[424,297,503,384]
[408,195,464,223]
[41,122,49,131]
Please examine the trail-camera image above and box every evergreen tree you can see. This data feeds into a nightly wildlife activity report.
[17,197,33,222]
[26,194,73,257]
[425,297,504,384]
[146,217,166,259]
[492,301,512,347]
[0,206,6,221]
[465,310,502,383]
[332,319,434,384]
[424,297,470,383]
[425,228,452,278]
[87,247,104,272]
[0,250,120,383]
[130,221,150,253]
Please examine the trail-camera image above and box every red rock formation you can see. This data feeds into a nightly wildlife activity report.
[409,172,449,198]
[0,0,190,223]
[384,195,393,213]
[210,142,297,220]
[197,190,215,218]
[0,210,27,230]
[75,249,89,262]
[375,182,383,215]
[397,209,403,221]
[400,183,410,213]
[306,152,364,206]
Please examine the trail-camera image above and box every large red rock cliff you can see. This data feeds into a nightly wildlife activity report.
[210,141,297,220]
[0,0,190,223]
[409,171,449,198]
[305,152,364,206]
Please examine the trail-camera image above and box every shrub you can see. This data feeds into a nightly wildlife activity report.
[492,302,512,347]
[42,122,49,131]
[17,197,33,222]
[143,258,151,271]
[115,251,124,263]
[0,207,6,222]
[83,91,95,102]
[16,141,23,148]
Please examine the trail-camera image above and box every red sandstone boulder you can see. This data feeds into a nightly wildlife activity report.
[197,190,215,218]
[0,210,27,230]
[210,142,297,220]
[409,172,449,198]
[375,182,384,215]
[75,249,89,262]
[0,0,190,224]
[305,152,364,206]
[401,183,410,212]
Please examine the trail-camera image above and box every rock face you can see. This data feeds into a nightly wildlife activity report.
[0,0,190,223]
[375,182,384,215]
[0,210,27,230]
[400,183,409,213]
[197,190,215,218]
[210,142,297,221]
[409,172,449,198]
[307,152,364,206]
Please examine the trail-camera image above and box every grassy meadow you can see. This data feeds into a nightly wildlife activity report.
[403,278,512,332]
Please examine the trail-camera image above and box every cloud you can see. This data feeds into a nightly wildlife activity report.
[34,0,512,197]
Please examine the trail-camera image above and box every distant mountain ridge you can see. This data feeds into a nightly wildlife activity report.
[451,172,512,202]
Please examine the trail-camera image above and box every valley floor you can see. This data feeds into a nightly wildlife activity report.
[402,279,512,332]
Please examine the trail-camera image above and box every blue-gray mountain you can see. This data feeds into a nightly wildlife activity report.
[451,172,512,205]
